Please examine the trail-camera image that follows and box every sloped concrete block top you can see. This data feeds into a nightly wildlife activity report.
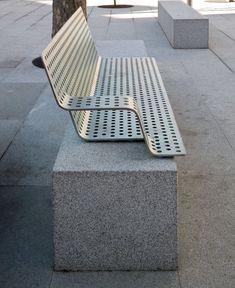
[158,0,209,48]
[53,125,177,271]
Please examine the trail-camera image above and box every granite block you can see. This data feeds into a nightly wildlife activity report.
[51,271,180,288]
[158,1,209,49]
[53,124,177,271]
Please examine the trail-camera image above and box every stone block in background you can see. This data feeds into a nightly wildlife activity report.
[158,0,209,48]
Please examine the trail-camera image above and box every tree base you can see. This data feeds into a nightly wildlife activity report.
[32,56,44,69]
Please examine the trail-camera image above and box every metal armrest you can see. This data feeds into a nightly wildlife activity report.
[57,92,157,155]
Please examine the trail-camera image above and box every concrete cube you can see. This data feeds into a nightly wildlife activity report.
[53,125,177,271]
[158,0,209,49]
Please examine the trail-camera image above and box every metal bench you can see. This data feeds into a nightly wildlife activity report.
[42,8,185,157]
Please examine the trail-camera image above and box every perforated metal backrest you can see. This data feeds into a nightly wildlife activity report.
[42,8,99,104]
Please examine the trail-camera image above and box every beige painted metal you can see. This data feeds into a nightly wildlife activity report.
[42,8,186,156]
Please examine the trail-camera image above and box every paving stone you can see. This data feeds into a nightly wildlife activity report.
[146,42,235,176]
[209,23,235,73]
[209,14,235,40]
[106,22,136,40]
[51,271,180,288]
[0,85,69,186]
[0,83,46,120]
[135,22,160,40]
[0,119,21,158]
[88,15,110,27]
[96,40,147,56]
[0,57,24,68]
[89,26,109,40]
[0,68,15,81]
[178,174,235,288]
[0,30,51,60]
[3,58,48,83]
[0,185,53,288]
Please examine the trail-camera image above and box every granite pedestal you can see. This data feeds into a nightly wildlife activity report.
[158,0,209,49]
[53,125,177,271]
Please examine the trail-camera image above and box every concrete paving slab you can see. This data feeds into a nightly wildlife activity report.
[176,110,235,176]
[163,82,235,176]
[3,14,49,33]
[146,48,235,175]
[109,15,133,24]
[0,85,69,186]
[51,271,180,288]
[30,4,51,15]
[208,13,235,40]
[172,48,235,157]
[0,5,45,30]
[106,22,136,40]
[0,32,51,60]
[89,26,109,40]
[173,46,234,88]
[135,21,160,40]
[95,40,147,56]
[110,7,133,15]
[0,83,46,120]
[0,57,24,68]
[0,185,53,288]
[3,57,48,83]
[88,15,110,28]
[209,23,235,73]
[0,119,21,158]
[178,174,235,288]
[0,6,51,59]
[0,68,15,81]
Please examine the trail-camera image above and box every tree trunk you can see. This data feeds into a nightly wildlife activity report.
[52,0,87,37]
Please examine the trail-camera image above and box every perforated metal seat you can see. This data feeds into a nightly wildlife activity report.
[42,8,186,157]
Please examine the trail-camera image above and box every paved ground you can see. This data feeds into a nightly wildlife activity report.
[0,0,234,287]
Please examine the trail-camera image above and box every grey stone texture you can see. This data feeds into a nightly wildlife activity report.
[53,125,177,271]
[0,120,21,158]
[51,271,180,288]
[0,86,69,186]
[0,83,46,120]
[158,0,209,48]
[3,57,48,83]
[209,20,235,73]
[178,174,235,288]
[0,186,53,288]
